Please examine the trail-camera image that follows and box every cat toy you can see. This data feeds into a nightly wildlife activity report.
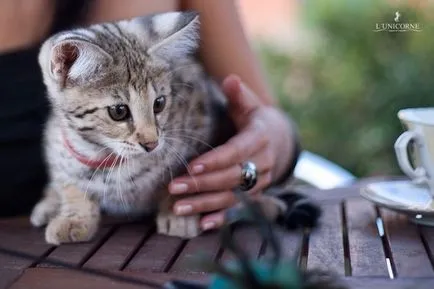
[162,167,347,289]
[163,186,301,289]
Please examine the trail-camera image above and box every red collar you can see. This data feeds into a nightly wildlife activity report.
[63,134,123,169]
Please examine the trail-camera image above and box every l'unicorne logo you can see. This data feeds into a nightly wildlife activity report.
[374,11,422,32]
[394,11,401,22]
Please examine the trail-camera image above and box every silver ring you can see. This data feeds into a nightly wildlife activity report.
[240,161,258,191]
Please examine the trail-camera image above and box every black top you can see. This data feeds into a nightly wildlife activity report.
[0,0,91,216]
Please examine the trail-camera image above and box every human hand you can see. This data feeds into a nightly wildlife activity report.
[168,74,293,231]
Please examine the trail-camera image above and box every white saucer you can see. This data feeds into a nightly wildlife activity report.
[360,180,434,226]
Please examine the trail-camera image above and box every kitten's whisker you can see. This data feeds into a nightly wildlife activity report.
[71,145,110,158]
[162,137,200,156]
[171,82,194,89]
[130,150,138,173]
[164,134,217,153]
[164,128,208,135]
[125,148,137,190]
[163,148,177,185]
[83,150,116,200]
[100,154,113,206]
[155,149,166,182]
[166,157,174,183]
[158,95,206,128]
[164,143,199,193]
[164,131,208,142]
[124,147,140,200]
[156,148,174,184]
[103,151,123,207]
[117,149,129,215]
[162,115,211,131]
[116,150,123,210]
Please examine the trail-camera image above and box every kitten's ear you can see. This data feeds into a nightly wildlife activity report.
[147,11,200,59]
[39,36,113,88]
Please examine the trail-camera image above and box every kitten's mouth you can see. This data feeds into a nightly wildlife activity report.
[139,141,159,152]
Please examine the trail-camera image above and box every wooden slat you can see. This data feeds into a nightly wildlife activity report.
[260,228,300,262]
[8,268,145,289]
[297,187,359,204]
[0,218,53,289]
[83,224,151,270]
[9,269,434,289]
[124,233,184,272]
[420,226,434,265]
[344,277,434,289]
[7,268,208,289]
[0,218,52,265]
[37,227,113,268]
[169,231,221,274]
[300,177,404,204]
[307,203,345,275]
[219,225,263,263]
[346,199,388,277]
[380,208,434,277]
[0,264,24,289]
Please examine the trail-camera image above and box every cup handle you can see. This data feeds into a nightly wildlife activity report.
[394,131,427,183]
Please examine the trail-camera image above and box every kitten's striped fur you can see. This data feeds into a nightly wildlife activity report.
[31,12,320,245]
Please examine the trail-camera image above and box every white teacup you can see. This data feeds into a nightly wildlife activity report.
[395,108,434,196]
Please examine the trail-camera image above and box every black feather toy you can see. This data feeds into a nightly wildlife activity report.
[165,187,348,289]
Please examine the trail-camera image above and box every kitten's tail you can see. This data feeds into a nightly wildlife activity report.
[273,189,322,230]
[231,187,322,231]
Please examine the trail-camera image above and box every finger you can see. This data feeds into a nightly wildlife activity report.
[172,168,272,219]
[222,74,261,119]
[170,165,241,194]
[248,170,273,196]
[170,149,275,194]
[187,127,268,175]
[197,171,273,231]
[199,175,273,232]
[200,210,226,231]
[173,191,237,216]
[199,185,270,231]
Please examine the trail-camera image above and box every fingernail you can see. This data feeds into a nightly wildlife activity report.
[191,164,205,174]
[170,183,188,194]
[175,204,193,215]
[202,222,216,231]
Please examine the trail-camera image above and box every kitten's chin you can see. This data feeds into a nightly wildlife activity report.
[118,150,143,158]
[126,151,139,156]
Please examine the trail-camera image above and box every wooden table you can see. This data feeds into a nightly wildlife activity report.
[1,179,434,289]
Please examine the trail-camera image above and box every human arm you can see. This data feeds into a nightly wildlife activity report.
[180,0,296,184]
[169,0,299,229]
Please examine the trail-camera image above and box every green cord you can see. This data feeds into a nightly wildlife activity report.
[209,261,302,289]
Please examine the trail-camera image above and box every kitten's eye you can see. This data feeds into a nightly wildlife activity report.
[108,104,130,121]
[153,96,166,114]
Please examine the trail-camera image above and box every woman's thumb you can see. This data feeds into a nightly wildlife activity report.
[222,74,259,117]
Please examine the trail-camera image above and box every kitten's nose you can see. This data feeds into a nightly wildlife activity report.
[139,141,159,152]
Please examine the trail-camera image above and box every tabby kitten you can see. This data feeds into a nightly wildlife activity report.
[31,11,320,245]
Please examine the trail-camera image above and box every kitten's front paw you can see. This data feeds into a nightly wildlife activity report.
[156,212,202,239]
[45,215,99,245]
[30,189,60,227]
[30,199,59,227]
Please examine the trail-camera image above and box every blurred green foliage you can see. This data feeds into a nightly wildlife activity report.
[258,0,434,177]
